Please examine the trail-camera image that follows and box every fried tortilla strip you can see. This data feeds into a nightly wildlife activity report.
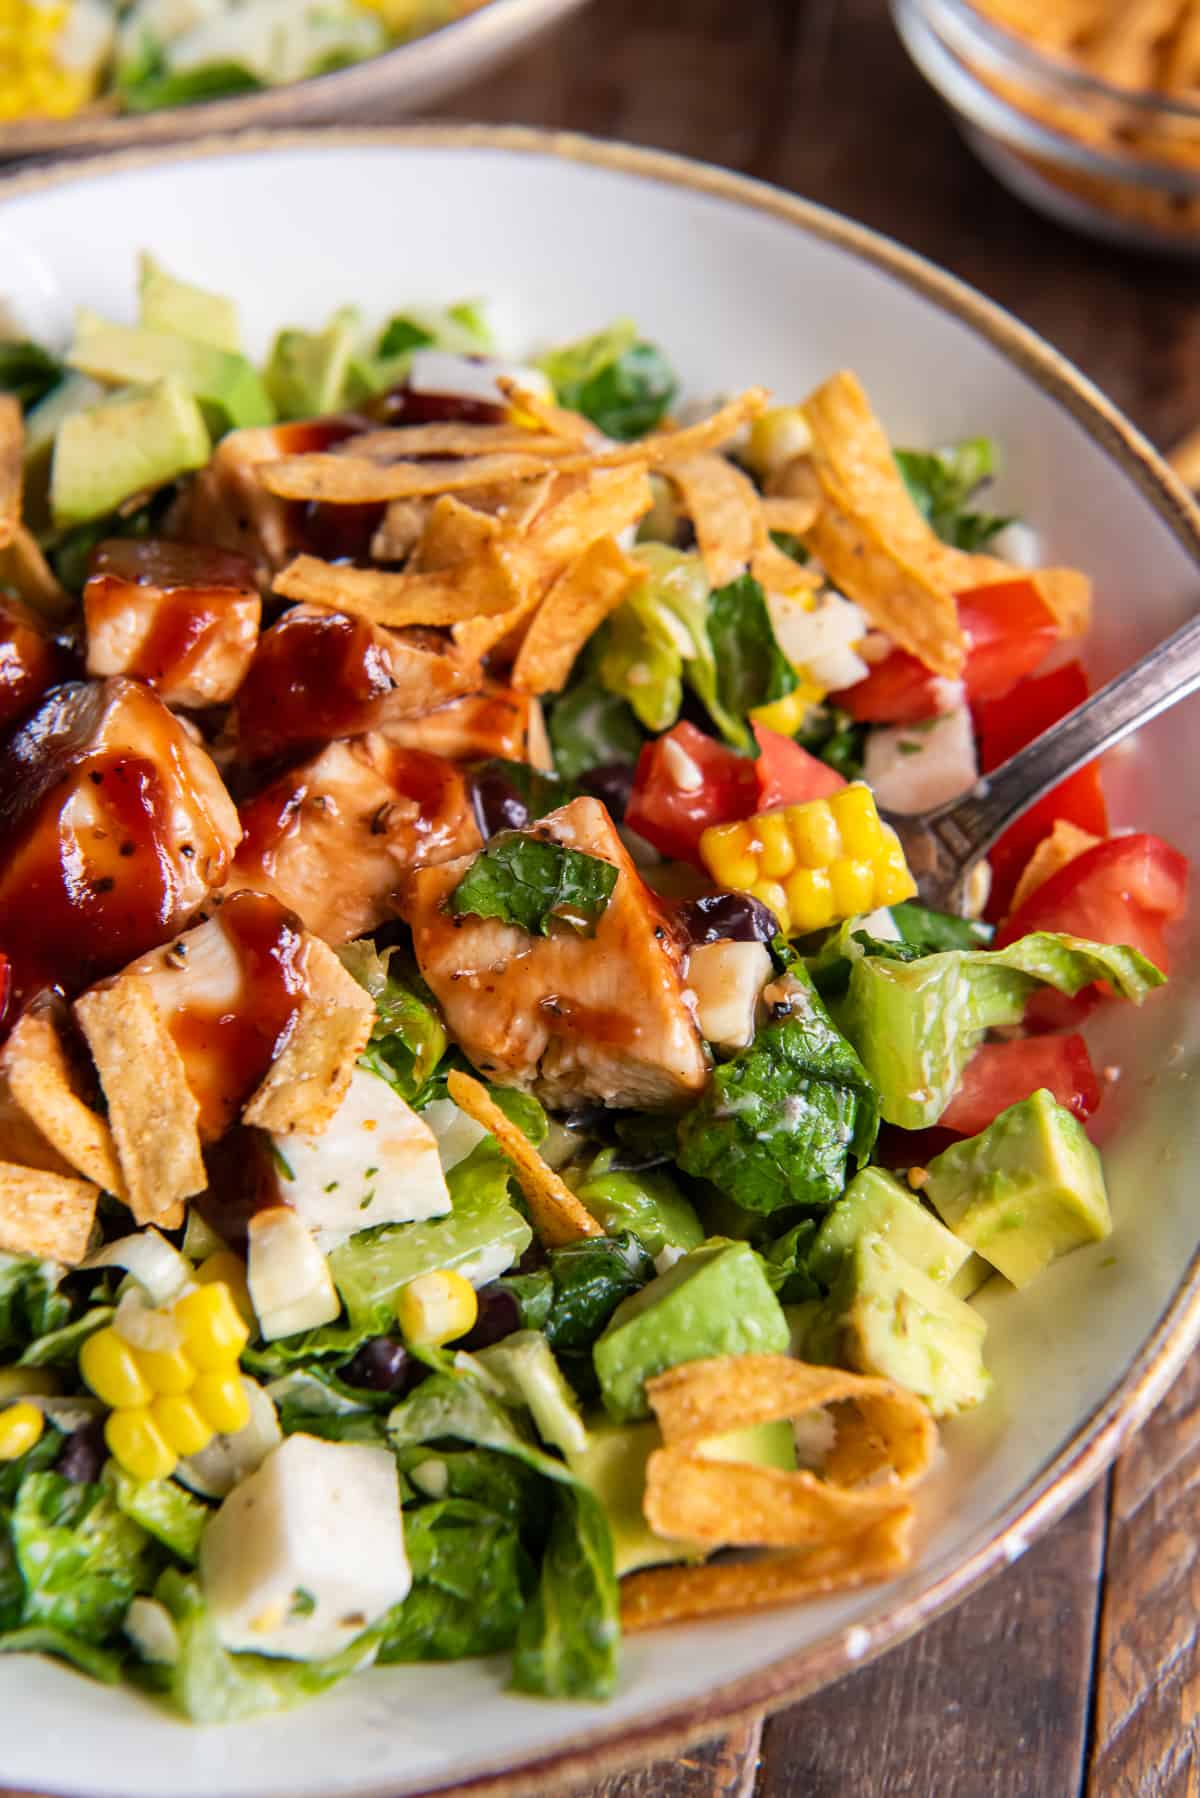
[1009,818,1103,913]
[1161,0,1200,92]
[1030,568,1092,636]
[0,527,72,623]
[800,371,965,677]
[620,1509,913,1633]
[273,545,521,627]
[371,499,431,562]
[446,1070,603,1247]
[1076,0,1181,87]
[243,938,375,1137]
[0,1078,76,1177]
[336,424,575,462]
[512,538,639,695]
[668,453,766,587]
[257,391,769,504]
[751,537,822,596]
[0,396,21,552]
[0,1161,98,1266]
[2,1007,125,1197]
[495,377,597,445]
[75,978,205,1224]
[762,492,820,535]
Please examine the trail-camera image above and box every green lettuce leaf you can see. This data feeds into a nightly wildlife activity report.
[116,60,263,114]
[107,1470,209,1565]
[0,342,64,414]
[378,1497,530,1663]
[387,1372,619,1700]
[142,1570,377,1723]
[795,703,866,781]
[546,676,645,780]
[699,573,797,749]
[677,965,879,1214]
[889,901,993,954]
[894,439,1011,551]
[836,931,1165,1129]
[595,568,690,732]
[329,1140,532,1335]
[538,321,677,441]
[450,834,618,937]
[759,1219,822,1302]
[0,1255,71,1353]
[12,1472,154,1644]
[338,940,447,1106]
[567,1150,703,1260]
[531,1234,654,1359]
[0,1623,122,1682]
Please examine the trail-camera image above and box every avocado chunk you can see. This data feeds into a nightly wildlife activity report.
[569,1150,704,1261]
[810,1166,972,1289]
[923,1088,1111,1289]
[825,1235,990,1417]
[265,308,360,421]
[567,1412,795,1577]
[50,378,210,527]
[948,1253,993,1300]
[476,1330,588,1460]
[138,254,241,352]
[68,312,273,433]
[22,370,105,530]
[593,1237,789,1422]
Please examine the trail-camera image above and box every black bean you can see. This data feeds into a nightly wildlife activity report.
[469,768,530,839]
[56,1416,107,1485]
[457,1286,523,1351]
[341,1337,425,1395]
[577,762,636,822]
[677,890,781,945]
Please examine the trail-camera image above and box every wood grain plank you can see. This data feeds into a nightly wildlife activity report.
[579,1716,763,1798]
[1088,1355,1200,1798]
[756,1482,1107,1798]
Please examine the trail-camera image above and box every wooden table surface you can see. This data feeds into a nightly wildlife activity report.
[435,3,1200,1793]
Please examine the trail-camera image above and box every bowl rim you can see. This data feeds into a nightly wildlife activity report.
[0,0,589,158]
[922,0,1200,122]
[2,122,1199,1798]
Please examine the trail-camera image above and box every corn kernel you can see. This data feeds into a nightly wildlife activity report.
[174,1282,250,1371]
[830,858,876,917]
[195,1252,255,1329]
[755,811,796,882]
[785,801,840,868]
[191,1371,252,1435]
[106,1407,176,1482]
[151,1394,214,1458]
[395,1270,479,1349]
[829,783,884,858]
[784,867,836,931]
[0,1402,44,1461]
[750,682,824,736]
[744,406,811,482]
[749,879,789,923]
[133,1342,196,1397]
[80,1327,152,1410]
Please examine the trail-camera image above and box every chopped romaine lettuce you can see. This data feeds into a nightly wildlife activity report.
[890,901,993,954]
[677,966,880,1214]
[0,341,64,414]
[595,571,689,732]
[378,1497,530,1663]
[795,703,866,781]
[894,439,1011,551]
[108,1470,209,1565]
[0,1256,71,1353]
[450,835,618,937]
[338,941,447,1106]
[329,1141,532,1334]
[700,573,798,749]
[759,1219,822,1302]
[546,676,645,781]
[537,321,677,440]
[12,1472,154,1646]
[836,931,1164,1129]
[567,1151,703,1260]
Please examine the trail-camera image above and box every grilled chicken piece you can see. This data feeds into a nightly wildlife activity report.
[172,417,365,586]
[400,796,709,1109]
[383,682,551,768]
[84,539,261,710]
[0,594,75,733]
[0,677,240,1010]
[233,604,476,764]
[232,737,481,944]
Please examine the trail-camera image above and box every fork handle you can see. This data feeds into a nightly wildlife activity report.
[922,607,1200,874]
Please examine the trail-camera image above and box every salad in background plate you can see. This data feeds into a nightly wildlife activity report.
[0,254,1183,1720]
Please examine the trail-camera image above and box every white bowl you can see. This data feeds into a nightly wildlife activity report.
[1,128,1198,1798]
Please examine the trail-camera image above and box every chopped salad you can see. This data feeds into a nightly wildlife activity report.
[0,256,1184,1718]
[0,0,488,125]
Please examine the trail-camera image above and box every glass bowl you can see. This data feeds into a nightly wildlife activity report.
[891,0,1200,255]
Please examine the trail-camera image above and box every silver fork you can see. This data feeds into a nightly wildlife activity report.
[881,610,1200,915]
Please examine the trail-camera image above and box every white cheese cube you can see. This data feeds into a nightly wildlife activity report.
[200,1434,411,1661]
[407,350,551,407]
[863,708,979,816]
[686,940,772,1050]
[276,1066,450,1250]
[247,1208,340,1341]
[766,589,869,691]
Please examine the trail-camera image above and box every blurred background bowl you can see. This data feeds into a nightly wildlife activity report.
[0,0,590,161]
[892,0,1200,256]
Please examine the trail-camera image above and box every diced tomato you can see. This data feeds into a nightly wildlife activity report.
[625,723,758,863]
[996,832,1189,975]
[752,724,846,808]
[975,661,1110,920]
[835,580,1059,726]
[938,1034,1100,1135]
[625,722,847,864]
